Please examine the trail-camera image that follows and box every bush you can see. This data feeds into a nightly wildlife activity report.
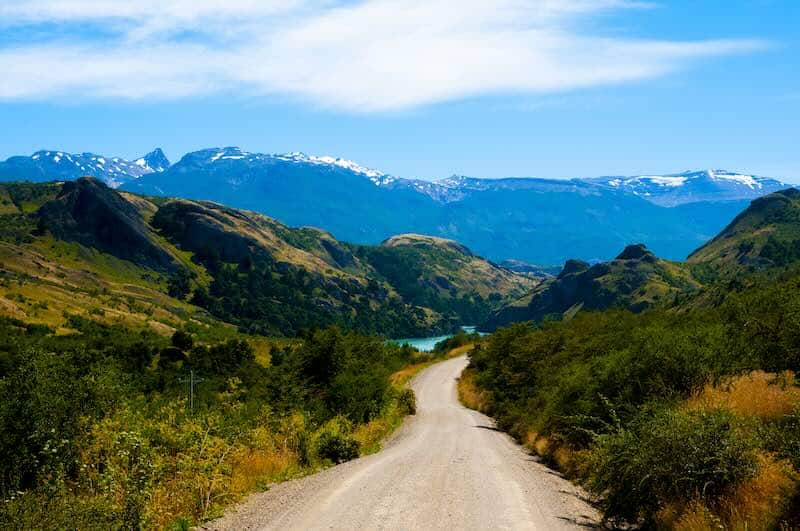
[171,330,194,352]
[329,365,390,424]
[314,417,359,464]
[396,388,417,415]
[588,408,760,525]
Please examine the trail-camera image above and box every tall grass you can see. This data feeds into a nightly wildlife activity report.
[686,370,800,419]
[457,368,491,413]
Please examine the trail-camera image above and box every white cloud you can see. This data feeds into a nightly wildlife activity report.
[0,0,768,111]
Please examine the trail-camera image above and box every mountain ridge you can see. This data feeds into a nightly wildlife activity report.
[0,177,534,337]
[0,148,169,188]
[0,145,789,265]
[482,243,700,331]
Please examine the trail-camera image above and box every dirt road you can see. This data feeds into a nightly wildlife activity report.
[206,355,600,530]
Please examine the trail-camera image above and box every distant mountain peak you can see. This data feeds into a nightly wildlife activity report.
[587,169,788,206]
[616,243,654,261]
[275,151,389,181]
[135,148,170,173]
[558,259,590,279]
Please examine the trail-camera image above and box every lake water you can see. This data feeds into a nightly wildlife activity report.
[392,326,482,352]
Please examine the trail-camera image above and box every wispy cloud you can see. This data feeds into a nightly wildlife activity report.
[0,0,768,111]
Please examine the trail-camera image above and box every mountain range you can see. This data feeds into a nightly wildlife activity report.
[0,148,169,188]
[0,146,789,265]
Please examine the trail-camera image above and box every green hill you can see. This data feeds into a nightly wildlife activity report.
[0,178,532,338]
[688,188,800,276]
[483,243,698,330]
[355,234,536,326]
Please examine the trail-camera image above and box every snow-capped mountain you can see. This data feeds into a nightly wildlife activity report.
[134,148,170,174]
[383,174,611,203]
[4,144,795,265]
[275,151,390,181]
[146,147,395,186]
[0,148,170,188]
[584,169,788,207]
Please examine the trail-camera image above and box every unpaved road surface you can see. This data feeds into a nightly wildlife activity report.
[205,355,600,530]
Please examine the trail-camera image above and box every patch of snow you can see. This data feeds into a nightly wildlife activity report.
[276,151,388,180]
[638,176,687,187]
[707,169,760,189]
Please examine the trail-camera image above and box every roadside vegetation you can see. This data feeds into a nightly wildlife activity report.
[0,318,429,529]
[461,267,800,528]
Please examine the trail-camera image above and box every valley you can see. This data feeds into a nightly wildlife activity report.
[2,168,800,529]
[2,3,796,530]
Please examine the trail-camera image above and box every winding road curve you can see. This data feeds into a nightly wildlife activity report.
[206,355,600,530]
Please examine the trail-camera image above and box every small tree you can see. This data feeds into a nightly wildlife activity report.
[171,330,194,352]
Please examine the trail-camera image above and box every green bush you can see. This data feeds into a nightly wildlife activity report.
[314,417,359,464]
[588,408,759,525]
[397,388,417,416]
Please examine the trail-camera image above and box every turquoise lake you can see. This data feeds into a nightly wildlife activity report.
[391,326,483,352]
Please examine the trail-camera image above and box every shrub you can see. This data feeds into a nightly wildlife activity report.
[329,365,389,423]
[314,417,359,464]
[171,330,194,352]
[396,388,416,415]
[316,432,359,464]
[588,407,760,525]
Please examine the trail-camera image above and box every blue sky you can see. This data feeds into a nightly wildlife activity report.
[0,0,797,181]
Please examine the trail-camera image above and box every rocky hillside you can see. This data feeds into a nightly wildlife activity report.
[483,244,699,330]
[0,178,532,337]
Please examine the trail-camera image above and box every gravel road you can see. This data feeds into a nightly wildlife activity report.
[204,355,600,530]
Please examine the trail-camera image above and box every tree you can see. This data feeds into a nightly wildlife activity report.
[171,330,194,352]
[167,269,192,299]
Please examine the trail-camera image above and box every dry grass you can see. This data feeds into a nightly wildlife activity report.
[661,453,798,531]
[228,448,299,495]
[352,416,396,454]
[520,431,589,478]
[664,500,721,531]
[718,454,798,530]
[686,370,800,419]
[448,343,475,357]
[390,362,429,387]
[668,374,800,529]
[457,368,491,413]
